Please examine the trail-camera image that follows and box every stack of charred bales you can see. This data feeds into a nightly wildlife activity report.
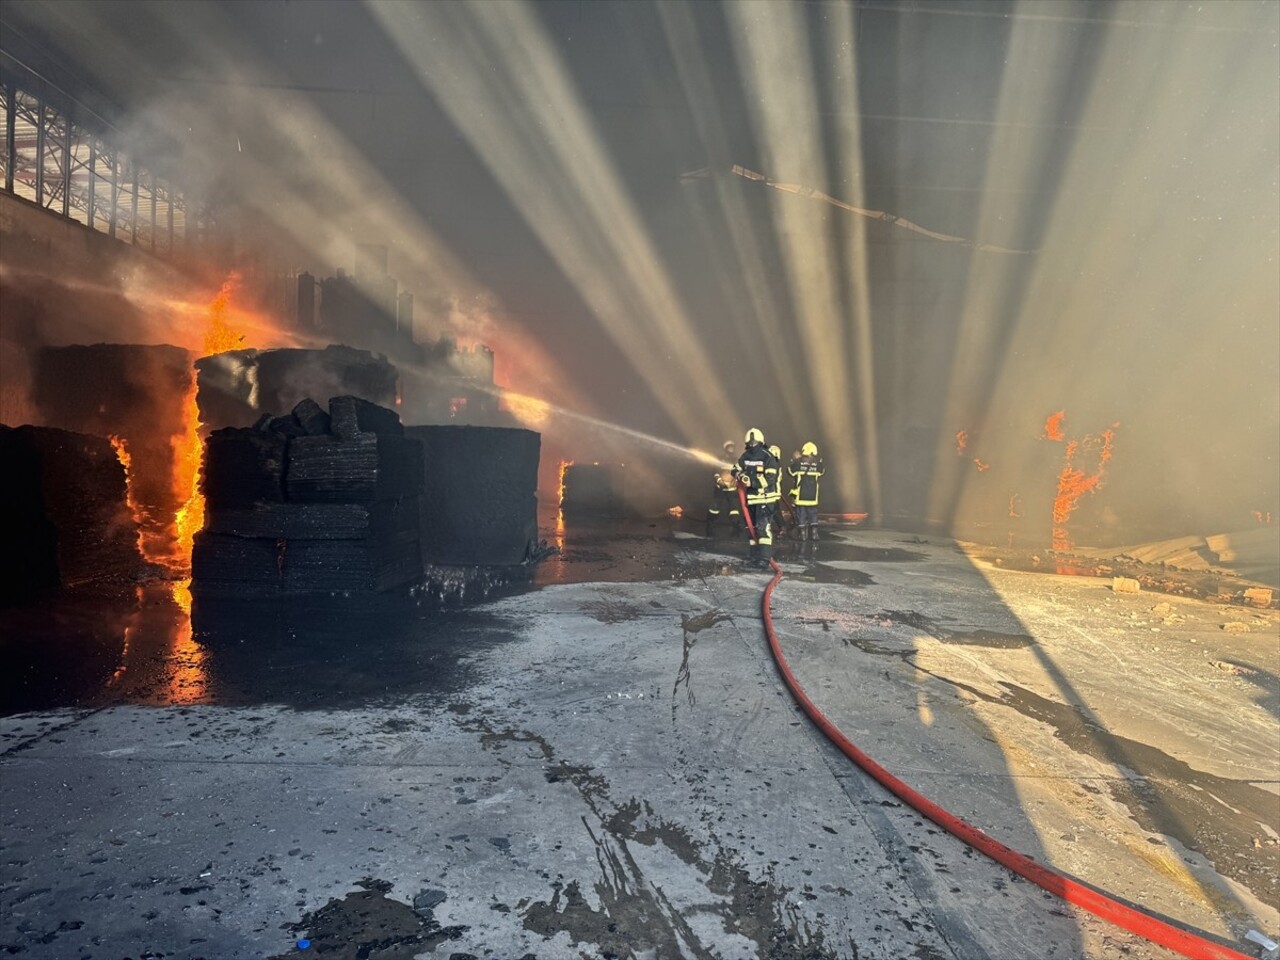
[192,396,422,597]
[1,425,142,603]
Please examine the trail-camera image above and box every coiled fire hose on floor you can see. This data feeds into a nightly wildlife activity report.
[734,484,1250,960]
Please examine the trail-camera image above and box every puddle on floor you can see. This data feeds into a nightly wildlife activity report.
[275,877,467,960]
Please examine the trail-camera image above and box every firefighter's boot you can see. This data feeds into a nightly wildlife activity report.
[808,524,819,542]
[748,543,760,567]
[798,525,808,542]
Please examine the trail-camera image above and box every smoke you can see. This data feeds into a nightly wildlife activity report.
[3,0,1276,546]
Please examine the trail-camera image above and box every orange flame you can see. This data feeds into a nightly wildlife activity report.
[955,430,968,455]
[172,273,253,568]
[203,273,247,356]
[1253,511,1273,525]
[1009,494,1022,518]
[668,505,684,517]
[109,435,146,557]
[1043,410,1066,442]
[555,459,573,549]
[973,458,990,472]
[1051,426,1117,551]
[558,459,573,507]
[172,380,205,564]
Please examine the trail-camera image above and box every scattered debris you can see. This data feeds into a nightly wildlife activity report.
[1221,622,1251,633]
[1244,928,1279,960]
[1243,587,1274,607]
[1112,577,1142,594]
[1211,660,1258,677]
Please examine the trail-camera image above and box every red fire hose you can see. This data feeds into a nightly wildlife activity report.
[744,515,1251,960]
[736,483,755,541]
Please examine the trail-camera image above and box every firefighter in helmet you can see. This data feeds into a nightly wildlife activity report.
[732,428,779,567]
[707,441,742,534]
[788,441,825,543]
[766,444,789,540]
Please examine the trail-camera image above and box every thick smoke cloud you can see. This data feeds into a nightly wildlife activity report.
[2,0,1275,546]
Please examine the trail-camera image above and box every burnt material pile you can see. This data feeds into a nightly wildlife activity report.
[0,425,142,603]
[406,426,540,566]
[34,344,192,552]
[193,396,422,597]
[195,345,398,433]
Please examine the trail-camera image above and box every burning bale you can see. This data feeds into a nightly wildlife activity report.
[405,425,540,566]
[195,345,398,433]
[0,425,142,602]
[192,396,422,597]
[33,344,194,560]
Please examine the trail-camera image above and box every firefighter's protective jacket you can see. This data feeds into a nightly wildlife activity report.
[734,444,779,506]
[788,455,825,506]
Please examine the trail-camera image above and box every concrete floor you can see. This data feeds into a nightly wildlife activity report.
[1,520,1277,959]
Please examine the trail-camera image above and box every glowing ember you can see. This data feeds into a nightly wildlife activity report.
[1051,426,1117,552]
[667,505,684,517]
[1043,410,1066,442]
[1009,494,1022,518]
[1254,511,1274,525]
[973,458,990,472]
[955,430,968,455]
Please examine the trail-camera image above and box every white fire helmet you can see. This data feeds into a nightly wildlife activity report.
[744,427,764,445]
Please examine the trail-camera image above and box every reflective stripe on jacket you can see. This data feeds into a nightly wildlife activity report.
[788,455,825,506]
[735,445,780,506]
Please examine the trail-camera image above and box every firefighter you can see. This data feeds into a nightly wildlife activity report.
[788,441,825,542]
[706,442,742,534]
[732,428,779,568]
[766,444,789,540]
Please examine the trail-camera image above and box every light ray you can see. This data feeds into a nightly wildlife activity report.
[369,0,741,446]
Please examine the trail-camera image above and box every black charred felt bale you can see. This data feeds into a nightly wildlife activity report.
[191,396,421,596]
[292,398,330,436]
[281,535,422,593]
[0,425,142,598]
[285,434,421,504]
[561,463,621,517]
[191,531,283,583]
[0,425,59,603]
[328,395,405,440]
[405,425,540,566]
[34,344,193,525]
[205,500,418,541]
[201,428,288,507]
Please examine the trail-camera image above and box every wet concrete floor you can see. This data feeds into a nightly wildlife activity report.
[1,518,1277,958]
